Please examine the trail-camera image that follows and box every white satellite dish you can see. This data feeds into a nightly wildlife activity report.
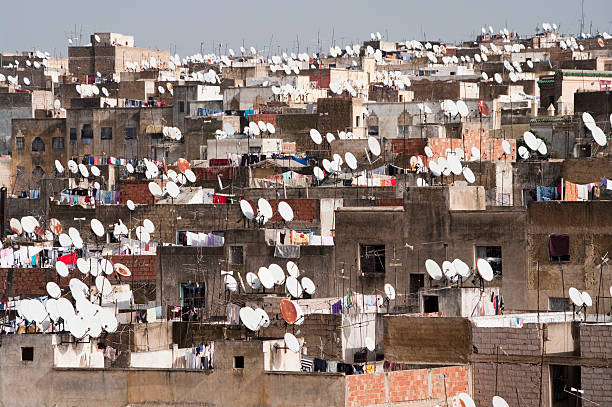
[127,200,136,211]
[568,287,584,307]
[258,198,273,220]
[258,267,275,289]
[523,131,538,151]
[46,282,61,299]
[286,276,303,298]
[166,181,180,198]
[462,167,475,183]
[301,277,316,295]
[246,272,261,289]
[368,136,381,156]
[310,129,322,144]
[313,166,325,181]
[284,332,300,353]
[278,201,294,222]
[90,218,105,237]
[287,261,300,278]
[240,200,255,220]
[365,337,375,352]
[425,259,443,280]
[476,258,494,281]
[502,140,512,155]
[492,396,510,407]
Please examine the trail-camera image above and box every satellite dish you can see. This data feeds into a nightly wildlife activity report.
[54,160,65,174]
[462,167,475,183]
[368,136,381,156]
[239,307,260,331]
[90,165,100,177]
[536,139,548,155]
[95,275,112,295]
[269,263,286,285]
[58,233,72,247]
[114,263,131,277]
[278,201,294,222]
[582,291,593,307]
[286,276,303,298]
[494,73,503,84]
[301,277,316,295]
[476,258,494,281]
[280,299,298,324]
[424,146,434,158]
[310,129,322,144]
[46,282,61,299]
[442,260,457,279]
[166,181,180,198]
[384,283,396,300]
[286,261,300,278]
[284,332,300,353]
[126,163,134,173]
[148,182,163,197]
[502,140,512,155]
[246,272,261,289]
[456,100,469,117]
[143,219,155,234]
[266,123,275,134]
[591,126,607,147]
[523,131,538,150]
[76,258,90,275]
[240,200,255,220]
[56,261,69,278]
[492,396,509,407]
[90,218,105,237]
[127,200,136,211]
[224,274,238,292]
[325,132,335,143]
[518,146,530,159]
[345,152,358,170]
[68,160,78,173]
[425,259,443,280]
[258,266,275,289]
[100,309,118,333]
[257,198,273,220]
[313,166,325,181]
[458,393,476,407]
[568,287,584,307]
[452,259,471,278]
[255,308,270,328]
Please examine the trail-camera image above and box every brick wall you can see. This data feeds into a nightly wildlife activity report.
[345,365,469,407]
[119,181,156,205]
[427,126,517,162]
[0,255,156,299]
[472,362,543,407]
[471,324,542,356]
[580,324,612,406]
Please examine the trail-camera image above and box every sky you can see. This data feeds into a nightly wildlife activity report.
[1,0,610,58]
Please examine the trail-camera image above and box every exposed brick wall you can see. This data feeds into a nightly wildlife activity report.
[378,198,403,207]
[248,113,277,126]
[472,362,543,407]
[581,367,612,406]
[471,324,542,356]
[119,181,155,205]
[580,324,612,406]
[0,256,156,299]
[346,365,469,407]
[427,127,517,162]
[191,166,233,182]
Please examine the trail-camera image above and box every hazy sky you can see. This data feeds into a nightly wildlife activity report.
[1,0,610,58]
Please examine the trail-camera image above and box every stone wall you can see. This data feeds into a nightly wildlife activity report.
[580,324,612,406]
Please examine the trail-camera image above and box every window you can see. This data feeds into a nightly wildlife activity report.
[179,101,185,113]
[398,125,411,136]
[549,234,570,262]
[81,124,93,139]
[180,283,205,309]
[549,297,570,312]
[368,126,379,136]
[355,116,360,127]
[31,137,45,152]
[360,244,385,275]
[52,137,64,150]
[69,128,77,140]
[410,273,424,293]
[21,347,34,361]
[101,127,113,140]
[125,127,137,140]
[233,356,244,369]
[229,245,243,265]
[16,137,25,150]
[423,295,439,313]
[475,246,502,276]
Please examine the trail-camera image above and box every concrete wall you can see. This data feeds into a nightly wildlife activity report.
[0,337,346,407]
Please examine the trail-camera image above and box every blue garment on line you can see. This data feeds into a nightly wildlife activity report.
[536,186,558,201]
